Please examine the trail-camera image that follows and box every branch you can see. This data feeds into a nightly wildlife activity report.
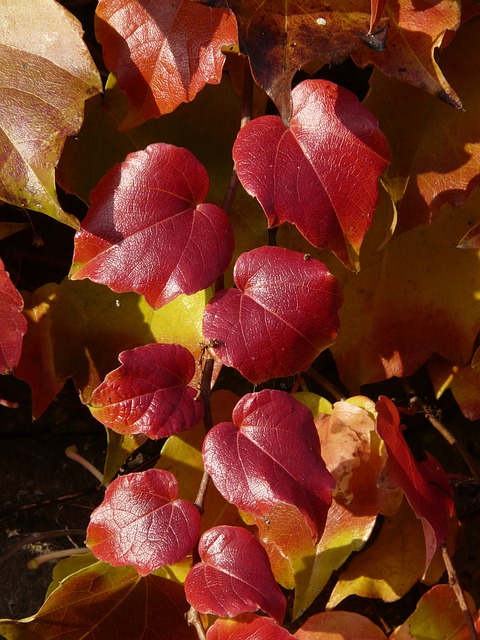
[442,544,478,640]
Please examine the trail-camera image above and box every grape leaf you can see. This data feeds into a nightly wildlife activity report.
[71,143,234,309]
[0,258,27,374]
[370,0,387,32]
[0,0,101,227]
[95,0,237,130]
[294,611,387,640]
[353,0,462,110]
[86,469,201,576]
[0,560,197,640]
[184,525,286,623]
[203,390,334,541]
[207,615,296,640]
[233,80,390,268]
[203,247,342,383]
[375,397,453,574]
[429,351,480,421]
[88,343,203,439]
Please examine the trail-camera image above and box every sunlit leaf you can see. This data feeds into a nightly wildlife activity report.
[203,247,342,383]
[294,611,387,640]
[0,258,27,374]
[184,525,286,623]
[71,143,234,309]
[234,80,390,268]
[86,469,201,576]
[0,0,101,226]
[207,614,296,640]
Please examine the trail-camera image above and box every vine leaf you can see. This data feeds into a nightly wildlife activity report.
[95,0,237,130]
[203,390,334,541]
[86,469,201,576]
[233,80,390,268]
[184,525,287,623]
[0,560,197,640]
[71,143,234,309]
[0,0,101,227]
[203,247,342,384]
[88,343,204,439]
[375,397,454,574]
[207,614,296,640]
[0,259,27,374]
[370,0,387,32]
[294,611,387,639]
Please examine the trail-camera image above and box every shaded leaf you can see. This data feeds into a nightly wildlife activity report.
[203,247,342,384]
[370,0,387,32]
[86,469,201,576]
[429,351,480,421]
[233,80,390,268]
[184,525,286,623]
[0,0,101,227]
[89,343,203,439]
[376,397,453,573]
[203,390,333,541]
[95,0,237,129]
[0,258,27,374]
[71,143,234,309]
[0,561,196,640]
[295,611,387,640]
[207,614,295,640]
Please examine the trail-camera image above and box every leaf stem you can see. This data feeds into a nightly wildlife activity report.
[28,546,90,570]
[304,366,346,402]
[186,605,207,640]
[0,529,86,568]
[441,544,478,640]
[65,445,106,485]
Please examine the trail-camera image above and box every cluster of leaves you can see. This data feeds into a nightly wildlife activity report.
[0,0,480,638]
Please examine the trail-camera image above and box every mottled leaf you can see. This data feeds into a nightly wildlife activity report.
[233,80,390,267]
[207,615,295,640]
[203,247,342,383]
[71,143,234,309]
[0,0,101,226]
[86,469,201,576]
[95,0,237,129]
[0,258,27,374]
[203,390,333,541]
[184,525,286,623]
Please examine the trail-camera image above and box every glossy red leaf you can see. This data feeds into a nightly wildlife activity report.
[203,390,334,541]
[375,397,453,574]
[0,258,27,374]
[184,525,286,623]
[88,343,203,439]
[95,0,237,129]
[203,247,342,384]
[71,143,234,309]
[207,614,295,640]
[233,80,390,267]
[86,469,201,576]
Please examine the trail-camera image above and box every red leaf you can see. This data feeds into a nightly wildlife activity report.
[203,390,333,541]
[0,258,27,374]
[71,143,234,309]
[375,397,453,573]
[86,469,201,576]
[95,0,237,129]
[207,614,295,640]
[203,247,342,384]
[233,80,390,267]
[89,343,203,439]
[184,525,286,623]
[370,0,387,32]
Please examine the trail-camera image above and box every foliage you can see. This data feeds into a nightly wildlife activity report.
[0,0,479,638]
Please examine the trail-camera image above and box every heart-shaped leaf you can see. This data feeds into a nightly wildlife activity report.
[184,525,286,623]
[233,80,390,268]
[0,259,27,374]
[375,396,454,574]
[203,246,342,384]
[96,0,237,129]
[207,614,295,640]
[86,469,201,576]
[71,143,234,309]
[88,343,203,439]
[203,390,334,541]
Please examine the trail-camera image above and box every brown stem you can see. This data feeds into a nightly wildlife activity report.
[442,544,478,640]
[186,606,207,640]
[304,366,346,402]
[0,529,86,568]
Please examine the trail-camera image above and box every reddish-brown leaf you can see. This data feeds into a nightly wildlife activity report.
[233,80,390,268]
[88,343,203,439]
[295,611,387,640]
[207,615,295,640]
[203,390,333,542]
[0,259,27,374]
[370,0,387,32]
[375,397,454,573]
[71,143,234,309]
[86,469,201,576]
[184,525,286,623]
[203,247,342,384]
[95,0,237,129]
